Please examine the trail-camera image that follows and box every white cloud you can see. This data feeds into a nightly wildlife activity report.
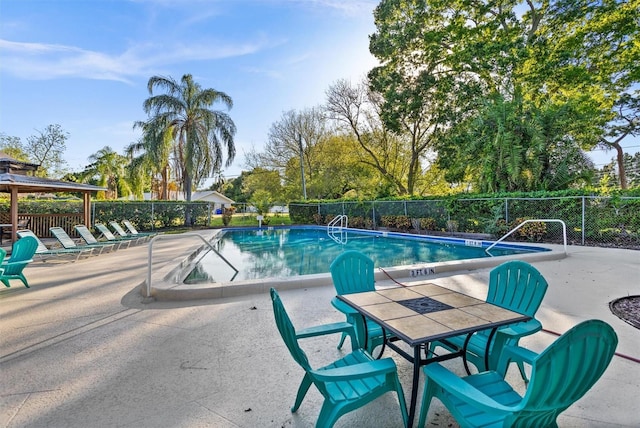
[0,36,277,82]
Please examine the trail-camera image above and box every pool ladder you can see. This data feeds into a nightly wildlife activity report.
[328,215,348,244]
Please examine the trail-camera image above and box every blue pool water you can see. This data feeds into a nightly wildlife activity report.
[184,226,549,283]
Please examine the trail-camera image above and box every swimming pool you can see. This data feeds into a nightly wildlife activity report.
[183,226,551,284]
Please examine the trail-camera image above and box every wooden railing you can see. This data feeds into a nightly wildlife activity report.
[0,213,85,238]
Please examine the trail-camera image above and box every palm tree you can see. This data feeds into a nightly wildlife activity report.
[80,146,131,199]
[141,74,237,206]
[129,118,174,200]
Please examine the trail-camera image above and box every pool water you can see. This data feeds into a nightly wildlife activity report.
[184,226,548,283]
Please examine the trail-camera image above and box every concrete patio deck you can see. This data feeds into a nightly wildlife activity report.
[1,233,638,427]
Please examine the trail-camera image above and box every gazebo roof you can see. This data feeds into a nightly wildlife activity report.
[0,152,106,193]
[0,173,106,193]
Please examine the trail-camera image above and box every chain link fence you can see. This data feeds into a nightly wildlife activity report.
[6,197,639,249]
[290,196,640,249]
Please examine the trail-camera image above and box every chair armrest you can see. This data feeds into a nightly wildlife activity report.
[296,321,356,340]
[331,297,359,315]
[499,344,538,366]
[424,364,513,414]
[495,344,538,376]
[311,357,397,381]
[498,319,542,338]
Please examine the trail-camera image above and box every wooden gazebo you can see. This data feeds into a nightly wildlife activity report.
[0,153,106,243]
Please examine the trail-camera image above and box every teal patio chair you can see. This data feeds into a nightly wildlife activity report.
[75,224,129,250]
[50,227,116,254]
[429,260,548,381]
[108,221,147,244]
[17,229,93,262]
[1,235,38,288]
[330,250,387,357]
[418,319,618,427]
[94,223,138,247]
[270,288,408,428]
[122,220,158,239]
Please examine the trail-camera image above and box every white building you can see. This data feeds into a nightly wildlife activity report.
[143,190,235,213]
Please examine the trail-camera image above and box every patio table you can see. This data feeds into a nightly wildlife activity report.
[337,283,530,428]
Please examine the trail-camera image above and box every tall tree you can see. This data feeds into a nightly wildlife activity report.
[129,118,174,200]
[370,0,638,192]
[368,1,490,194]
[26,124,68,178]
[598,93,640,189]
[0,133,30,162]
[80,146,131,199]
[141,74,237,205]
[325,79,413,195]
[246,108,328,199]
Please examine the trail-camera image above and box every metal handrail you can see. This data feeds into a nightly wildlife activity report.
[327,215,348,244]
[327,214,348,231]
[486,219,567,255]
[146,232,238,298]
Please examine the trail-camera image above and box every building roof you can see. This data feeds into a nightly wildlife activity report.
[191,190,235,204]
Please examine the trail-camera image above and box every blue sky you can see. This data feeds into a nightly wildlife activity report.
[0,0,378,184]
[0,0,637,188]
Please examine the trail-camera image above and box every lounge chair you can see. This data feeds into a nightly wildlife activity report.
[49,226,116,254]
[122,220,157,239]
[16,229,93,262]
[330,250,388,358]
[418,319,618,427]
[1,235,38,288]
[108,221,147,244]
[94,223,138,247]
[74,224,129,250]
[429,260,548,381]
[270,288,409,428]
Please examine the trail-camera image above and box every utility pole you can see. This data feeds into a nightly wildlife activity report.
[298,134,307,200]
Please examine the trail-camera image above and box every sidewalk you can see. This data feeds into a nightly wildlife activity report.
[1,238,638,427]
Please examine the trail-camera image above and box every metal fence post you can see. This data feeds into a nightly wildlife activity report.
[372,201,376,229]
[504,198,509,223]
[582,196,586,245]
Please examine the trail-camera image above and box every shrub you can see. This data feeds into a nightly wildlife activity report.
[420,218,437,230]
[222,207,235,226]
[511,217,547,241]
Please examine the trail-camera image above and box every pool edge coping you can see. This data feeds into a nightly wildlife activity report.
[144,236,566,301]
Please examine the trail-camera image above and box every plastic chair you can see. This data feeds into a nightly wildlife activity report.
[270,288,408,428]
[108,221,147,244]
[94,223,139,246]
[1,235,38,288]
[330,250,387,357]
[75,224,129,250]
[122,220,157,239]
[50,227,116,254]
[429,260,548,380]
[17,229,93,262]
[418,319,618,427]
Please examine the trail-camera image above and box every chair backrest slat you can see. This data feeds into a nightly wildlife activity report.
[94,223,118,241]
[49,227,78,249]
[74,225,100,245]
[330,250,375,295]
[109,221,129,237]
[17,229,50,253]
